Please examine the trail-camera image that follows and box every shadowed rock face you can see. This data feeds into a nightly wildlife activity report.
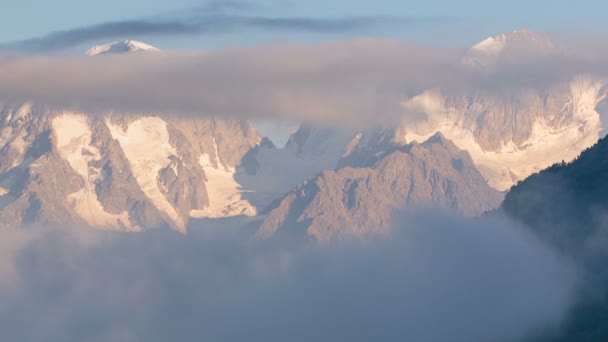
[258,132,503,242]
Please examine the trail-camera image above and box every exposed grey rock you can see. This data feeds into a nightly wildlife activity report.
[258,133,503,241]
[87,117,166,227]
[167,117,261,168]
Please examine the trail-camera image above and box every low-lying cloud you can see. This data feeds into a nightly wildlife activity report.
[0,211,577,341]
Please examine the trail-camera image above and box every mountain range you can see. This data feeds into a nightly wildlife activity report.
[0,31,606,241]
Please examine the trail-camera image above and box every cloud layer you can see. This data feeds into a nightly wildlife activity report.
[0,37,606,128]
[0,212,576,342]
[0,40,446,126]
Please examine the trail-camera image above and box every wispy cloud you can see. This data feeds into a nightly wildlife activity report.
[1,21,200,52]
[200,0,257,13]
[0,0,402,52]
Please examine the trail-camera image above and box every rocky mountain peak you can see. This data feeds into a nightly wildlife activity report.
[258,134,503,242]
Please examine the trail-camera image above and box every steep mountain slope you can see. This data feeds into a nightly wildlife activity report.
[502,135,608,254]
[500,136,608,342]
[401,30,607,190]
[0,104,260,232]
[258,132,503,242]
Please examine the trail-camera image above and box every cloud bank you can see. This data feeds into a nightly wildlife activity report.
[0,212,576,342]
[0,38,606,128]
[0,40,447,126]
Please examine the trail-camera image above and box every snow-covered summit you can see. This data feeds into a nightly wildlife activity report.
[464,29,556,66]
[471,29,554,54]
[85,40,160,56]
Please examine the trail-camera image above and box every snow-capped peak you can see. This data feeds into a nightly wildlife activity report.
[472,29,554,54]
[85,40,160,56]
[464,29,556,67]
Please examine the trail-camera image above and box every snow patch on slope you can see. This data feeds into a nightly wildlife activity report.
[191,138,257,218]
[52,113,137,230]
[471,36,507,57]
[106,117,185,232]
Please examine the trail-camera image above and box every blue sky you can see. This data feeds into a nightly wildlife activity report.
[2,0,607,52]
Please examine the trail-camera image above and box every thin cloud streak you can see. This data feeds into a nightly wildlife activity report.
[0,0,405,53]
[1,21,200,52]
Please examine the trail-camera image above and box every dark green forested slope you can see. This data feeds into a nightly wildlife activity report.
[502,136,608,341]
